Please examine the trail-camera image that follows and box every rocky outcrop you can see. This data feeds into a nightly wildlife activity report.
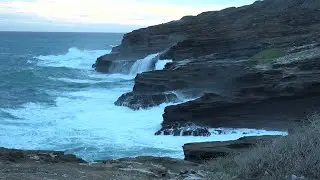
[115,92,178,110]
[94,0,320,134]
[162,45,320,131]
[94,31,185,73]
[0,147,85,163]
[183,135,280,162]
[154,122,211,137]
[94,0,320,73]
[0,147,213,180]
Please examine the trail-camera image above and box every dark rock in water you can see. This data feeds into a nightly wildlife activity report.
[94,56,136,74]
[183,135,280,162]
[155,123,211,137]
[114,92,178,110]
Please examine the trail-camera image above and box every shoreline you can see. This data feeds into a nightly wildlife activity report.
[0,135,281,179]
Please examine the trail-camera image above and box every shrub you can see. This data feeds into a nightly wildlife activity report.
[234,113,320,180]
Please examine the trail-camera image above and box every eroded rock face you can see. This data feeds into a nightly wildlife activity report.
[183,136,280,162]
[154,123,211,137]
[94,0,320,73]
[162,46,320,130]
[114,92,178,110]
[94,0,320,132]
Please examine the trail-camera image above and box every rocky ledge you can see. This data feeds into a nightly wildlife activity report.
[183,135,279,162]
[93,0,320,136]
[0,135,277,179]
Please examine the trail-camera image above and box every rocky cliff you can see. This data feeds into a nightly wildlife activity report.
[94,0,320,135]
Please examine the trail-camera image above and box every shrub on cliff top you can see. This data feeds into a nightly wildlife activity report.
[234,113,320,180]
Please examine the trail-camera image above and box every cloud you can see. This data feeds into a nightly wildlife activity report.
[0,0,224,26]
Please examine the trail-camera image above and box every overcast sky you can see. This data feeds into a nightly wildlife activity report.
[0,0,256,32]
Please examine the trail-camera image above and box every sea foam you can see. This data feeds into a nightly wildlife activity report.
[35,47,110,70]
[0,48,287,161]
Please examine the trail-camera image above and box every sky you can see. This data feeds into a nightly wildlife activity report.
[0,0,256,32]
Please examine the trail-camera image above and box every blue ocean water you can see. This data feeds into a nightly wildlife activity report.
[0,32,285,161]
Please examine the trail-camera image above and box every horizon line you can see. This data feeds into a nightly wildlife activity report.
[0,30,128,34]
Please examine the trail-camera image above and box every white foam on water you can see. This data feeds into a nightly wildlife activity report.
[155,59,173,70]
[0,49,287,161]
[88,73,135,81]
[35,47,110,70]
[129,53,159,75]
[0,85,286,161]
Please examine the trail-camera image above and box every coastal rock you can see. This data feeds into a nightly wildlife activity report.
[163,92,320,131]
[114,92,178,110]
[162,46,320,130]
[154,122,211,137]
[183,136,279,162]
[95,0,320,132]
[93,32,185,73]
[0,147,85,163]
[0,147,208,180]
[94,0,320,72]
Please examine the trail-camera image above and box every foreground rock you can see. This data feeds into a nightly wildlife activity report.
[0,147,85,163]
[183,136,280,162]
[0,147,210,180]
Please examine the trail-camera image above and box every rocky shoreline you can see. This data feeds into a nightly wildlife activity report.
[3,0,320,179]
[0,135,278,179]
[93,0,320,136]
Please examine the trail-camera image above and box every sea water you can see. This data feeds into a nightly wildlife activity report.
[0,32,286,161]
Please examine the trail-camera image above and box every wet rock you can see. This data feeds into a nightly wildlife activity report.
[114,92,178,110]
[155,123,211,137]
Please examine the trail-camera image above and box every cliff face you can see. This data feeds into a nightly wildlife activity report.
[95,0,320,135]
[95,0,320,70]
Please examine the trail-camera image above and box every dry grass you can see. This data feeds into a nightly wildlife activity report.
[206,114,320,180]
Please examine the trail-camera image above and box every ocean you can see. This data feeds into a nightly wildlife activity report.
[0,32,285,161]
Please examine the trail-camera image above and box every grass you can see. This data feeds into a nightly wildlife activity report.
[250,48,286,64]
[205,113,320,180]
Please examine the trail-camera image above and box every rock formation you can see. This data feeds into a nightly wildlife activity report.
[94,0,320,134]
[183,135,280,162]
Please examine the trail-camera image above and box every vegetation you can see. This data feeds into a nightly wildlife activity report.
[206,114,320,180]
[250,48,286,64]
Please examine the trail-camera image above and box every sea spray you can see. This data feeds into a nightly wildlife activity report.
[155,59,173,70]
[129,53,159,75]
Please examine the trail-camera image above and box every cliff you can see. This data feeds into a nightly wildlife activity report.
[94,0,320,135]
